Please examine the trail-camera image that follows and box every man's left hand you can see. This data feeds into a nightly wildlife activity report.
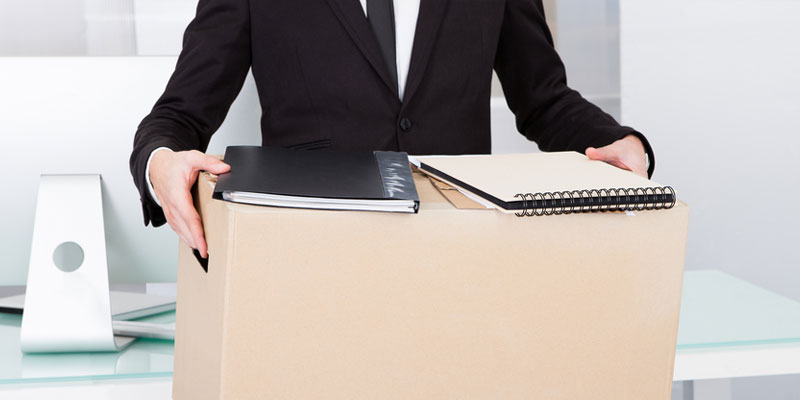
[585,135,648,178]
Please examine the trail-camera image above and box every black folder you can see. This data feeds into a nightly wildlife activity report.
[214,146,419,213]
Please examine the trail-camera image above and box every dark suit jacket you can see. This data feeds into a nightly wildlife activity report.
[131,0,655,227]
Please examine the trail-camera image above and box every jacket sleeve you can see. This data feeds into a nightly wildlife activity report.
[493,0,655,178]
[129,0,251,227]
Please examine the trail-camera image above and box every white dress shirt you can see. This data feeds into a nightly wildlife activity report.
[147,1,421,206]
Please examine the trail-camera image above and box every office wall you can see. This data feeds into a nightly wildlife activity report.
[133,0,197,55]
[620,0,800,303]
[555,0,620,103]
[0,0,136,55]
[0,0,87,55]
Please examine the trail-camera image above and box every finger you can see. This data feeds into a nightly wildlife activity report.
[624,154,648,178]
[202,157,231,175]
[628,163,648,178]
[168,216,195,251]
[616,154,647,177]
[586,147,640,175]
[172,188,208,258]
[187,151,230,175]
[608,159,633,172]
[164,206,196,250]
[585,145,620,163]
[186,210,208,259]
[171,207,200,252]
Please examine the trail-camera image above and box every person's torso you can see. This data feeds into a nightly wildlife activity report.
[249,0,507,155]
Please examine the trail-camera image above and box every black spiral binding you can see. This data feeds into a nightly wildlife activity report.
[512,186,676,217]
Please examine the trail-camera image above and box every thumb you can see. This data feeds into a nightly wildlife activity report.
[585,145,618,162]
[199,155,231,175]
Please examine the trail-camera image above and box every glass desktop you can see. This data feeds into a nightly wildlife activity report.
[1,270,799,385]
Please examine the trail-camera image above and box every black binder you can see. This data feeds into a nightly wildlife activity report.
[214,146,419,213]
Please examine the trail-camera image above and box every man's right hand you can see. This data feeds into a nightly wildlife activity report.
[149,149,230,258]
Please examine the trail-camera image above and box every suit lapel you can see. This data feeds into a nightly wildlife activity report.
[401,0,449,107]
[325,0,398,96]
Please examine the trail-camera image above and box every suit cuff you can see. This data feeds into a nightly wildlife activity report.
[628,130,655,179]
[145,147,172,207]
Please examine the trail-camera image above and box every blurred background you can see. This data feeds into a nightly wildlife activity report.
[0,1,798,398]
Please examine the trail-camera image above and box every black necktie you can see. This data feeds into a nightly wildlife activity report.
[367,0,398,93]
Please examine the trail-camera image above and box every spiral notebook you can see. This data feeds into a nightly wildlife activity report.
[214,146,420,213]
[412,152,675,216]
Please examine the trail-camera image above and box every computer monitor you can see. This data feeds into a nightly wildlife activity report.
[0,56,262,284]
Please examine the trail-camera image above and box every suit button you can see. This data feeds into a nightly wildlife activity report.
[399,117,413,132]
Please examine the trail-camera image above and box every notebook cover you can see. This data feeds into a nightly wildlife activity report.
[417,152,659,202]
[214,146,419,202]
[416,151,674,213]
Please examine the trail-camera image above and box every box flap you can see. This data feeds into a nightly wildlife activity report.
[427,176,493,210]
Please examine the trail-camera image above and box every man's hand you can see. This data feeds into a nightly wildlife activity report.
[585,135,648,178]
[149,150,230,258]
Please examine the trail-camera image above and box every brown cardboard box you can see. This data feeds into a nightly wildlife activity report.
[174,171,689,400]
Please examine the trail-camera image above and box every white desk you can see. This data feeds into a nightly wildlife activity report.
[0,377,172,400]
[673,270,800,399]
[2,270,799,400]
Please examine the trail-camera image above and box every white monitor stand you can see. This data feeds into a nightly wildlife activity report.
[21,175,135,353]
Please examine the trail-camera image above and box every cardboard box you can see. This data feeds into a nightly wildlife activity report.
[174,171,689,399]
